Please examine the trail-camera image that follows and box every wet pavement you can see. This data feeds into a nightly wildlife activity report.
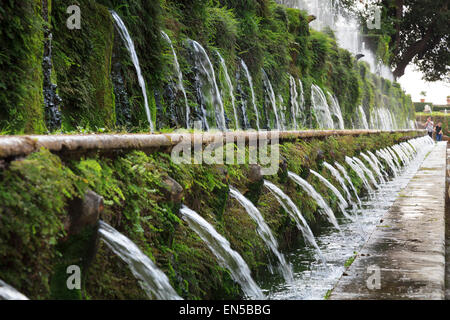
[262,138,434,300]
[330,142,448,300]
[445,144,450,300]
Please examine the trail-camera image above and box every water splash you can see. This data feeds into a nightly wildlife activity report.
[110,10,154,132]
[287,172,340,230]
[229,187,293,282]
[180,205,264,299]
[98,221,182,300]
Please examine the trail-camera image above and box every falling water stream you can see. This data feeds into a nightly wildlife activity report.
[357,106,369,129]
[326,92,345,130]
[336,162,363,210]
[51,137,432,301]
[0,280,29,300]
[310,84,334,129]
[188,40,227,131]
[360,152,385,183]
[161,31,190,128]
[309,170,352,220]
[353,157,379,187]
[110,10,154,132]
[179,205,264,299]
[98,221,182,300]
[297,79,306,127]
[263,180,323,259]
[289,76,299,130]
[229,187,293,282]
[287,171,340,230]
[386,147,402,170]
[240,60,260,130]
[217,52,239,129]
[377,149,399,177]
[345,156,373,192]
[368,150,388,178]
[323,162,354,207]
[262,70,281,130]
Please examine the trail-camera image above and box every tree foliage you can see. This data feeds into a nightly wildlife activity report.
[358,0,449,81]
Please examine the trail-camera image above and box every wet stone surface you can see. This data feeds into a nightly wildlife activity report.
[330,142,447,300]
[445,147,450,299]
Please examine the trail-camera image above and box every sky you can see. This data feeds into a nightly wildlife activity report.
[398,64,450,105]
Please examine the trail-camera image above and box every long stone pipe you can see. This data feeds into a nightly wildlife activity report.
[0,130,425,159]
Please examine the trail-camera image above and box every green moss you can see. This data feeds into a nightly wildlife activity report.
[0,0,46,134]
[324,289,332,300]
[84,242,149,299]
[0,149,82,299]
[0,132,421,299]
[344,252,358,268]
[0,0,415,134]
[50,224,98,300]
[52,0,115,131]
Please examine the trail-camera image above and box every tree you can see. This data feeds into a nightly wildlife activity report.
[355,0,449,81]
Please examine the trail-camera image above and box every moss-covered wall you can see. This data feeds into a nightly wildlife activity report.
[0,131,422,299]
[0,0,47,134]
[0,0,415,134]
[51,0,116,131]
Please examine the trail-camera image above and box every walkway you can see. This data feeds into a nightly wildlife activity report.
[330,142,448,300]
[445,143,450,299]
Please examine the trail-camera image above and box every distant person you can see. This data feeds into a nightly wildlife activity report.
[425,117,434,138]
[435,122,443,142]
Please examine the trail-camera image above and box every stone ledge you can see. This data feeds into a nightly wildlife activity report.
[0,130,425,159]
